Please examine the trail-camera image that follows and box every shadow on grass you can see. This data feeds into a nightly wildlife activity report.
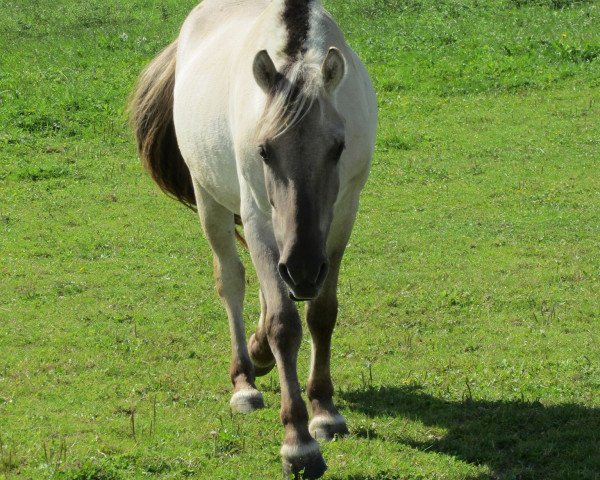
[340,385,600,480]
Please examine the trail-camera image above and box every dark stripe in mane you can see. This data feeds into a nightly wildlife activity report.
[282,0,312,58]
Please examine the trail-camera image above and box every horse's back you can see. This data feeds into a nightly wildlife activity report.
[177,0,268,65]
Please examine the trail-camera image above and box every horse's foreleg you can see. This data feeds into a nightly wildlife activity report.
[269,303,326,479]
[244,219,327,480]
[306,194,360,440]
[193,183,263,413]
[306,259,349,440]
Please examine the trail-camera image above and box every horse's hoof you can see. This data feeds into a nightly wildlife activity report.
[229,388,264,413]
[281,440,327,479]
[309,414,349,441]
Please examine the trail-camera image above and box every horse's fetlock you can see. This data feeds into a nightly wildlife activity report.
[307,381,334,403]
[280,405,309,428]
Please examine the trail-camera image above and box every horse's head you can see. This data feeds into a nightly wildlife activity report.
[253,48,346,301]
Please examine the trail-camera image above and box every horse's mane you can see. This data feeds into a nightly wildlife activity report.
[257,51,324,141]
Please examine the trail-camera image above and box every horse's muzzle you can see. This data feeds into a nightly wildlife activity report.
[278,260,329,301]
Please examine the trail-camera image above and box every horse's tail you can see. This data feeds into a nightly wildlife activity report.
[129,40,196,209]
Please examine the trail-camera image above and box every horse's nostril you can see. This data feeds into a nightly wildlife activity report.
[316,261,329,286]
[278,263,295,287]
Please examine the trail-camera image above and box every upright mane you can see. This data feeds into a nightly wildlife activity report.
[282,0,313,58]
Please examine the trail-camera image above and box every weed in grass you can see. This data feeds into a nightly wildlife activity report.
[0,436,19,474]
[210,414,246,458]
[53,461,123,480]
[41,437,68,474]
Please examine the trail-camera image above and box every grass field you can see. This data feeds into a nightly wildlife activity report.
[1,0,599,478]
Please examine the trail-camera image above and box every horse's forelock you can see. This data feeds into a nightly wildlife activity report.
[257,57,324,141]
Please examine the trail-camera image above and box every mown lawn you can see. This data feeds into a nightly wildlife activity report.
[1,0,599,478]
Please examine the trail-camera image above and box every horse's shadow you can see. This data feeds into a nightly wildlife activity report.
[336,384,600,480]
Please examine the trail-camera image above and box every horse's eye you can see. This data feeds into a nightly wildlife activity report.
[259,145,268,161]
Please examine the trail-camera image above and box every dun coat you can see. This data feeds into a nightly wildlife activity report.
[130,0,377,477]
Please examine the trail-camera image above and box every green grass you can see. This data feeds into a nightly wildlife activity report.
[1,0,599,478]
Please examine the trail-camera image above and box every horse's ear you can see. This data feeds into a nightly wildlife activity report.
[253,50,278,93]
[322,47,346,93]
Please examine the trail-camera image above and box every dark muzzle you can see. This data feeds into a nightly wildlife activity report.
[278,254,329,301]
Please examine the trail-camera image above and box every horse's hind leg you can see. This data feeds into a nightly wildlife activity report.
[193,183,263,413]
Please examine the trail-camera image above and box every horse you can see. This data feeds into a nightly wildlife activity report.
[130,0,377,477]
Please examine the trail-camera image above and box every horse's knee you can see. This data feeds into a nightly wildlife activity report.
[307,295,338,337]
[266,307,302,353]
[214,257,244,299]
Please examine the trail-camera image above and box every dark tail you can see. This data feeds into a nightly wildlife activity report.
[129,41,196,209]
